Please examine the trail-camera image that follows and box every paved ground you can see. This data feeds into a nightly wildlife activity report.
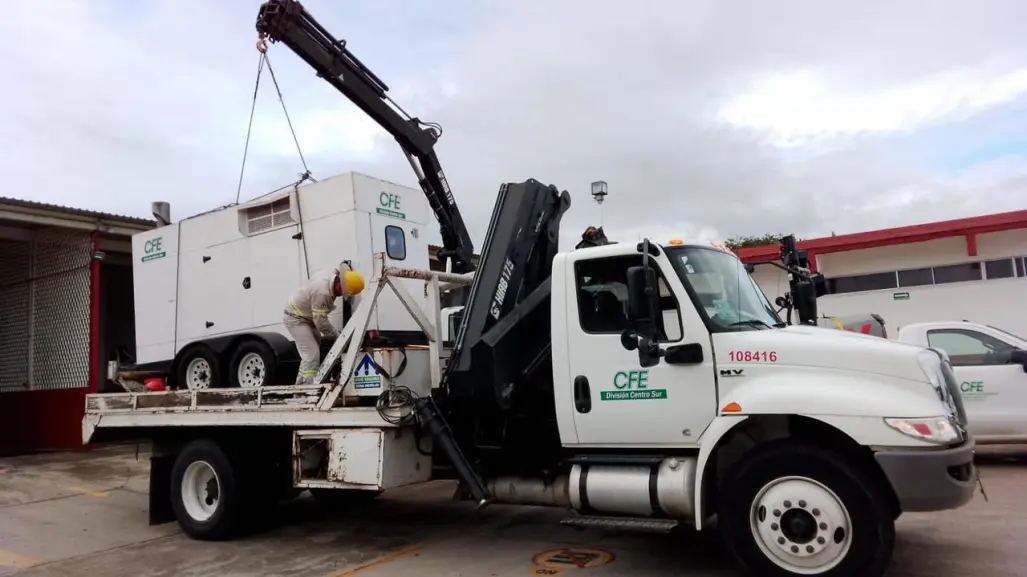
[0,444,1024,577]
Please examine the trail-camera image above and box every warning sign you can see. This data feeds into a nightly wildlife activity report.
[532,548,615,570]
[353,354,382,390]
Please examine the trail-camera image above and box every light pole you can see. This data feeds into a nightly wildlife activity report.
[591,180,608,227]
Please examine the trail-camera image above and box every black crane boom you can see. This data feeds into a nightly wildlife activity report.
[256,0,475,273]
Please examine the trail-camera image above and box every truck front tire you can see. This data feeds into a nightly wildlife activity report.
[718,440,894,577]
[170,439,250,540]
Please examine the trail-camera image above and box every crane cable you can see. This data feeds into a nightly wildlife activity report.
[235,38,313,204]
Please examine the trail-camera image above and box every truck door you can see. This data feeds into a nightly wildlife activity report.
[563,253,718,447]
[926,326,1027,438]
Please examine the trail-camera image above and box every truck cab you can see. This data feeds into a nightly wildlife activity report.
[553,240,968,450]
[543,240,977,576]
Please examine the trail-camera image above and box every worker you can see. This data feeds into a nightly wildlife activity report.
[283,262,366,385]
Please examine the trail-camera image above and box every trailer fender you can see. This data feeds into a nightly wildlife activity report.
[693,414,748,530]
[183,332,299,362]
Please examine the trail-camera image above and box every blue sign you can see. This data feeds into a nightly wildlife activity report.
[353,353,382,389]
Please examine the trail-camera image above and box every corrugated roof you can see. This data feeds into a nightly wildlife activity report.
[0,196,156,227]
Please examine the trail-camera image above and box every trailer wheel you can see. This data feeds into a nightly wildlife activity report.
[718,441,894,577]
[175,347,221,390]
[170,439,250,541]
[229,340,277,388]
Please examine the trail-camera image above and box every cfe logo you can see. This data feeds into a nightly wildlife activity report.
[958,380,994,401]
[376,192,406,220]
[960,381,984,393]
[601,369,668,401]
[614,369,649,390]
[141,236,166,262]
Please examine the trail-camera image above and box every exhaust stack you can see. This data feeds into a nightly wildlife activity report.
[151,201,171,226]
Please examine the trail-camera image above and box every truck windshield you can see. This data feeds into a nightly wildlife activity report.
[665,246,784,331]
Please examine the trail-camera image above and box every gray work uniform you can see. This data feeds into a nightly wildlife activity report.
[283,271,341,385]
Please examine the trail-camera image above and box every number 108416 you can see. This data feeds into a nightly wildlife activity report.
[729,350,777,363]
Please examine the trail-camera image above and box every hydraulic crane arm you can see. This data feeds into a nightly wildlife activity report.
[256,0,476,273]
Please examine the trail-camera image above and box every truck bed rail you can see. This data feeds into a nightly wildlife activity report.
[85,384,326,414]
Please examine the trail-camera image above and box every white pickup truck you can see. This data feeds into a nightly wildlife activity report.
[895,321,1027,444]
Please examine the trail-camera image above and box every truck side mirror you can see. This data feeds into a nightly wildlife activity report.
[792,279,818,325]
[1010,349,1027,373]
[626,265,658,335]
[625,265,663,367]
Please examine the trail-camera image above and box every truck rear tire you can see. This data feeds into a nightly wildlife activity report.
[718,440,894,577]
[170,439,251,540]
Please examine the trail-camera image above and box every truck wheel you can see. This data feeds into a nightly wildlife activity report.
[229,340,277,388]
[718,441,894,577]
[175,347,221,390]
[170,439,250,540]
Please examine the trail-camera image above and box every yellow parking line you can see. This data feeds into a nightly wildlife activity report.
[0,549,38,570]
[333,544,422,576]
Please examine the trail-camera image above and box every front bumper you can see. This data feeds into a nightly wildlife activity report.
[874,438,977,512]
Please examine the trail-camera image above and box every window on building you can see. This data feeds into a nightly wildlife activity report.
[826,271,897,294]
[574,255,682,340]
[926,328,1017,367]
[1017,257,1026,278]
[385,225,406,260]
[984,258,1015,280]
[897,267,933,287]
[932,262,982,284]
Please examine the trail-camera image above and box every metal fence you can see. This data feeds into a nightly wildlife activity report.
[0,229,93,392]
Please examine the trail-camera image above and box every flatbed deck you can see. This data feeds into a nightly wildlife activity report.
[85,385,327,414]
[82,385,402,442]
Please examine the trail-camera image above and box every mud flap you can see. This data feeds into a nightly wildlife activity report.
[149,453,176,525]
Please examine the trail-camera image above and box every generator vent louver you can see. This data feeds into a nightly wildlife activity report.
[244,197,295,235]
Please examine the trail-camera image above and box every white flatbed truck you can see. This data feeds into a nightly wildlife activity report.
[82,3,980,576]
[85,237,978,577]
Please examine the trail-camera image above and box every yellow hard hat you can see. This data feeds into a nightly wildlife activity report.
[341,270,365,297]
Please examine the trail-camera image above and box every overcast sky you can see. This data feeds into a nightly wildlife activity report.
[2,0,1026,250]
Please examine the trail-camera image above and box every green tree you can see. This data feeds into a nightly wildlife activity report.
[724,233,788,250]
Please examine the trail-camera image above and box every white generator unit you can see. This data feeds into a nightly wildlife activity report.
[129,171,431,389]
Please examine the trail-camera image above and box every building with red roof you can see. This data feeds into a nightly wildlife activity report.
[735,209,1027,335]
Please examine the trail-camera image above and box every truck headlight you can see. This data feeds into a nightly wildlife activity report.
[884,416,961,444]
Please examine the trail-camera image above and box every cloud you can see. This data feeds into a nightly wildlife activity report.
[718,66,1027,146]
[1,0,1026,255]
